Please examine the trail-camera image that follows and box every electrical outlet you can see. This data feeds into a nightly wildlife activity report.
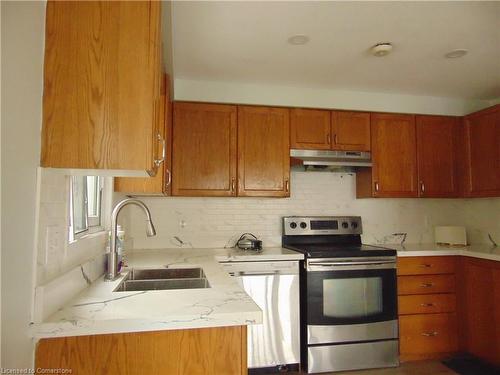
[45,225,64,265]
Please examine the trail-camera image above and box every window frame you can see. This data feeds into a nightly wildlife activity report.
[69,175,105,242]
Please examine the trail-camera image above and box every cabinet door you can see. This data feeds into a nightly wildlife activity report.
[36,326,247,375]
[463,105,500,197]
[238,106,290,197]
[461,258,500,365]
[290,108,331,150]
[172,102,237,197]
[370,114,418,197]
[114,74,172,195]
[331,111,371,151]
[399,313,458,359]
[416,115,460,197]
[41,1,161,172]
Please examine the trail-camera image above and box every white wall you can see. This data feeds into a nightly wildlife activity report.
[462,198,500,245]
[174,78,491,116]
[126,172,499,250]
[1,0,46,368]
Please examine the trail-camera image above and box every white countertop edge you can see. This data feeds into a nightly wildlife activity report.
[31,312,261,339]
[384,243,499,262]
[396,249,500,262]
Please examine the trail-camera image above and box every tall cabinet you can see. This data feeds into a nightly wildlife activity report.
[41,1,163,174]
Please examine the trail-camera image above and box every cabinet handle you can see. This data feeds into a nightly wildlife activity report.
[420,283,434,288]
[333,134,338,144]
[374,182,380,192]
[327,134,331,144]
[419,264,432,268]
[420,181,425,194]
[231,178,236,194]
[420,303,435,307]
[154,133,166,167]
[421,331,438,337]
[165,169,171,189]
[285,179,290,192]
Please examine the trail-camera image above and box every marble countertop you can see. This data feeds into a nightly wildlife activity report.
[32,247,303,339]
[213,246,304,262]
[383,243,500,262]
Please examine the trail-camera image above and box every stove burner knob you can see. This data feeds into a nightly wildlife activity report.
[342,222,349,229]
[300,222,307,229]
[289,222,297,229]
[351,222,358,229]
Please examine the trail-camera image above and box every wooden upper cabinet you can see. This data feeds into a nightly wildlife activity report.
[238,106,290,197]
[172,102,237,197]
[114,75,172,195]
[358,113,418,198]
[41,1,162,172]
[462,105,500,197]
[416,115,460,198]
[331,111,371,151]
[290,109,331,150]
[290,109,370,152]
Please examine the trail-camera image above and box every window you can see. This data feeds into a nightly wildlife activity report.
[69,176,103,241]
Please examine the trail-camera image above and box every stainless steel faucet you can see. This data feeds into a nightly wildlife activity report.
[105,198,156,281]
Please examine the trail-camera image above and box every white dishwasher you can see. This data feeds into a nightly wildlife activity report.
[220,260,300,373]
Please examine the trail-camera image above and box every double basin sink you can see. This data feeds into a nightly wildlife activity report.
[114,267,211,292]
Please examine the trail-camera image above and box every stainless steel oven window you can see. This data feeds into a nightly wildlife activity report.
[323,277,383,318]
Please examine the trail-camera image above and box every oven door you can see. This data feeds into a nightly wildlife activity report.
[306,257,398,344]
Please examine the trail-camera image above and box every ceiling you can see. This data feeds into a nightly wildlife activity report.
[170,1,500,100]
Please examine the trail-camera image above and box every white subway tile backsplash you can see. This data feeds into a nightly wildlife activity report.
[35,168,110,286]
[125,172,500,250]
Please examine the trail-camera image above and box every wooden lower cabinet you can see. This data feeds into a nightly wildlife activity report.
[457,257,500,366]
[397,274,455,295]
[399,313,458,360]
[398,294,456,315]
[35,326,247,375]
[397,255,456,276]
[397,256,458,362]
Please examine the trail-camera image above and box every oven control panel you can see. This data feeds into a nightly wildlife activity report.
[283,216,362,235]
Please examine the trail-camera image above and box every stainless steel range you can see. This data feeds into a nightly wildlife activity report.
[282,216,399,374]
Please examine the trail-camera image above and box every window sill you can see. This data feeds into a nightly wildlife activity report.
[69,228,107,245]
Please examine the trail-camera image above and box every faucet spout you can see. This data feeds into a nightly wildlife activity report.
[105,198,157,281]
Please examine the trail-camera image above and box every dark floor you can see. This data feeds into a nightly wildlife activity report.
[289,360,457,374]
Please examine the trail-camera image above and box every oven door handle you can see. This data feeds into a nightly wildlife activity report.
[311,261,396,267]
[308,260,396,271]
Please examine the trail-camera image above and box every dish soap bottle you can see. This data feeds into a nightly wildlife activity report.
[116,225,126,271]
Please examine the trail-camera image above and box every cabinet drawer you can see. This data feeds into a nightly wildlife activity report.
[398,294,456,315]
[398,275,455,295]
[397,256,456,275]
[399,313,458,355]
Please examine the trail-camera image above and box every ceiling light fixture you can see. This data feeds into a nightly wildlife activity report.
[444,49,468,58]
[370,43,393,57]
[288,35,310,45]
